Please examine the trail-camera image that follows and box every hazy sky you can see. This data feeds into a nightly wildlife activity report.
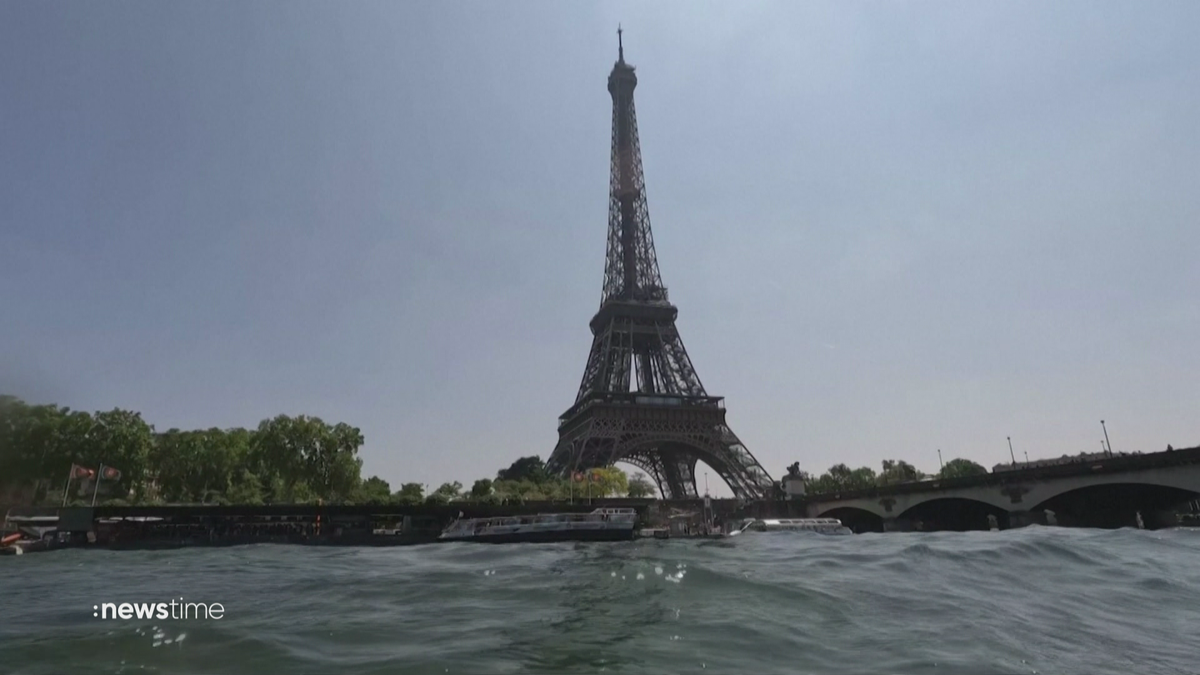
[3,2,1198,496]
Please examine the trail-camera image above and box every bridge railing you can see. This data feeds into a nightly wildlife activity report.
[805,444,1200,502]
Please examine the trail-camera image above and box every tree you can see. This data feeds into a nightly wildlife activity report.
[225,469,264,505]
[627,472,657,498]
[939,458,987,480]
[149,429,203,502]
[393,482,424,504]
[251,415,365,503]
[0,396,378,506]
[0,402,73,491]
[470,478,494,498]
[433,481,463,501]
[877,459,925,486]
[496,456,548,483]
[83,409,155,502]
[354,476,392,503]
[808,463,877,494]
[586,467,628,498]
[150,427,254,503]
[490,479,521,501]
[252,415,313,502]
[308,422,365,501]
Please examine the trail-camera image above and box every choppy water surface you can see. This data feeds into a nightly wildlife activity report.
[3,527,1199,675]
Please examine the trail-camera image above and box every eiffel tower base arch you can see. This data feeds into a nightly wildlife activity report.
[547,397,776,500]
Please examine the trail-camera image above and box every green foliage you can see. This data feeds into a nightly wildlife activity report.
[627,472,657,498]
[433,481,463,501]
[587,467,628,498]
[496,456,549,483]
[807,463,879,494]
[151,427,253,503]
[877,459,926,486]
[470,478,493,498]
[939,458,987,479]
[478,466,635,501]
[392,482,425,504]
[0,397,372,506]
[805,459,939,494]
[354,476,392,503]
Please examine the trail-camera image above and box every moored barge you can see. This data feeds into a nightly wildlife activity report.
[439,507,638,544]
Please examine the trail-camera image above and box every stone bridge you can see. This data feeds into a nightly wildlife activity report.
[803,445,1200,531]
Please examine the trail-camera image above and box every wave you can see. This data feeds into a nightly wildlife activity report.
[4,529,1199,675]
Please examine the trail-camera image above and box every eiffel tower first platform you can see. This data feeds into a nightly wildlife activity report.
[546,32,776,500]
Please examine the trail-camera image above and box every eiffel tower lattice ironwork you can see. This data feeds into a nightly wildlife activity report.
[546,31,776,500]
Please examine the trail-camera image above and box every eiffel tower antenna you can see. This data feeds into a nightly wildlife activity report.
[546,42,775,500]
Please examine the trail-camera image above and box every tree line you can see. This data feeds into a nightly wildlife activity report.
[789,457,988,494]
[0,397,658,506]
[2,396,988,505]
[0,396,373,505]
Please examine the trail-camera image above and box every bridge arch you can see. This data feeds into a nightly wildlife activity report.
[817,507,885,533]
[1030,481,1199,529]
[612,435,751,499]
[895,497,1011,531]
[1021,467,1200,509]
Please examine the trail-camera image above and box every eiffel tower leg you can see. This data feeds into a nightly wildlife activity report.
[703,424,775,500]
[621,450,667,499]
[657,447,697,499]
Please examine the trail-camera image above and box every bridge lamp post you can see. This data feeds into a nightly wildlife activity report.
[1101,420,1113,457]
[937,449,943,470]
[1007,437,1017,466]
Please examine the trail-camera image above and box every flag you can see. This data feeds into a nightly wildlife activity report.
[101,466,122,481]
[71,464,95,479]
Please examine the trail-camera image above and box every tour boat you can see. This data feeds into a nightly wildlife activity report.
[439,507,638,544]
[729,517,853,536]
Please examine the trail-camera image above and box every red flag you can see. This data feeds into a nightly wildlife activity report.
[72,464,95,479]
[101,466,121,481]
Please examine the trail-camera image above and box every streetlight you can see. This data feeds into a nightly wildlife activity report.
[1101,420,1113,456]
[937,449,944,470]
[704,472,709,496]
[1007,437,1016,466]
[1024,451,1029,463]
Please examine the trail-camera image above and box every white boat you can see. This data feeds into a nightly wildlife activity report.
[439,507,638,544]
[729,517,853,536]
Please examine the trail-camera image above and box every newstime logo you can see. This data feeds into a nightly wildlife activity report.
[93,599,225,620]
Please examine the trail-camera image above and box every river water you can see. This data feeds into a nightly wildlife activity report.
[3,527,1199,675]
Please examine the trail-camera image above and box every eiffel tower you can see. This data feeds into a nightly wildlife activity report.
[546,31,776,500]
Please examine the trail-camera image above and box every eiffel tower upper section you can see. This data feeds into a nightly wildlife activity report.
[571,29,707,406]
[599,28,667,310]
